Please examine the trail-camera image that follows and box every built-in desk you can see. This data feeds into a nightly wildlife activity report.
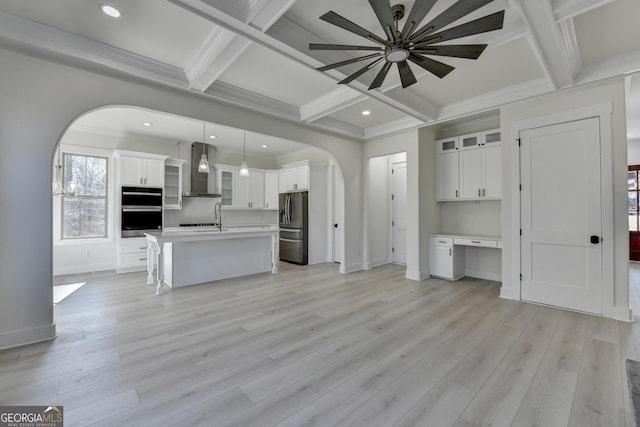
[430,234,502,281]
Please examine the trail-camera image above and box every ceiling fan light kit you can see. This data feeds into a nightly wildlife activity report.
[310,0,505,90]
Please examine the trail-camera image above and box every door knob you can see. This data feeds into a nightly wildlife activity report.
[590,235,601,244]
[334,223,338,228]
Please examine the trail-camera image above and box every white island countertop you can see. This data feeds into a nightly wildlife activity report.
[145,226,279,294]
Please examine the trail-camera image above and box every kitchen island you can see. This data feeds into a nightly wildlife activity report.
[145,226,279,295]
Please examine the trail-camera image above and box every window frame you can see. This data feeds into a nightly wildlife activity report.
[629,165,640,232]
[61,152,109,240]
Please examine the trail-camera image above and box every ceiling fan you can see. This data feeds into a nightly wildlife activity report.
[309,0,505,90]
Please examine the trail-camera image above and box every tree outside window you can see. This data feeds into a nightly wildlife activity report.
[63,154,107,239]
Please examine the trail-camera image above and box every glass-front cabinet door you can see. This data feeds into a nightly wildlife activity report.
[629,167,640,260]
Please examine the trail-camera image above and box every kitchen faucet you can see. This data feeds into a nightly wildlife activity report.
[214,202,222,231]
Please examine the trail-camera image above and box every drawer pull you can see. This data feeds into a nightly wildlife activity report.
[139,247,147,250]
[139,258,147,261]
[471,241,482,244]
[438,240,447,244]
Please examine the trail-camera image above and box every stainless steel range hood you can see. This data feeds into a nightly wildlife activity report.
[183,142,221,197]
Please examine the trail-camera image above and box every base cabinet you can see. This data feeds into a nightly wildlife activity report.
[118,238,150,272]
[429,236,464,280]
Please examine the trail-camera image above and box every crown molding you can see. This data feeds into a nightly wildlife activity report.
[438,78,555,122]
[0,11,187,88]
[576,49,640,85]
[364,117,426,141]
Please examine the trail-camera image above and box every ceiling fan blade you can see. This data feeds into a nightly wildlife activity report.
[412,44,487,59]
[339,58,384,85]
[411,0,494,41]
[408,53,455,78]
[309,43,384,51]
[320,11,387,46]
[413,10,505,47]
[316,53,384,71]
[400,0,438,40]
[369,61,393,90]
[369,0,398,41]
[397,61,418,88]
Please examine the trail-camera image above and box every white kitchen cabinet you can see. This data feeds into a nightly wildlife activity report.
[279,161,309,192]
[429,236,464,280]
[117,237,150,272]
[278,169,287,194]
[164,158,184,209]
[236,170,265,208]
[216,166,235,206]
[435,130,501,201]
[115,151,166,187]
[264,171,279,210]
[436,151,459,200]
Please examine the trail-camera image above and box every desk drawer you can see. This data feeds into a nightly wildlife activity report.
[431,236,453,246]
[453,237,498,248]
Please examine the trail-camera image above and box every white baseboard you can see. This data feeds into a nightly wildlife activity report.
[464,269,502,282]
[405,270,428,281]
[54,264,113,276]
[613,306,633,323]
[499,286,514,300]
[340,263,362,274]
[0,323,56,350]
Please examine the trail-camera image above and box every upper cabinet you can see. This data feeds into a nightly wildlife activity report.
[164,158,184,209]
[236,170,265,209]
[436,137,460,201]
[264,171,279,210]
[280,161,310,193]
[216,166,235,206]
[115,151,167,188]
[435,129,501,201]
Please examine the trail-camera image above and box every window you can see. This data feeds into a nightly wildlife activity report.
[62,153,108,239]
[629,166,640,231]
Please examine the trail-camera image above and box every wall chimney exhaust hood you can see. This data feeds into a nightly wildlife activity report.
[183,142,221,197]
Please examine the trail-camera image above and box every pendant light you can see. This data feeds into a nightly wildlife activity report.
[52,146,76,196]
[239,132,249,177]
[198,122,210,173]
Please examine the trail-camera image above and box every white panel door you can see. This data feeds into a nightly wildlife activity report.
[459,148,482,199]
[520,117,602,314]
[392,162,407,264]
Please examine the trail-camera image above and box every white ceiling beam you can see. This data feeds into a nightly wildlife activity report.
[300,87,367,123]
[169,0,437,123]
[553,0,617,21]
[515,0,575,89]
[0,11,187,88]
[185,0,297,92]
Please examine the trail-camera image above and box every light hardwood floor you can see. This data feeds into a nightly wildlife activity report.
[2,262,640,426]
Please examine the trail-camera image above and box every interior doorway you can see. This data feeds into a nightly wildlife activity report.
[391,161,407,265]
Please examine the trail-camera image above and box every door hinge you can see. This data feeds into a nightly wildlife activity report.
[520,274,523,281]
[517,138,521,146]
[391,194,395,200]
[519,184,522,191]
[392,169,394,174]
[392,247,395,253]
[520,229,522,236]
[392,221,395,227]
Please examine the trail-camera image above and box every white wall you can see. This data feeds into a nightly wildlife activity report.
[500,79,629,320]
[0,47,361,349]
[628,138,640,165]
[364,128,437,280]
[439,201,501,236]
[366,152,407,268]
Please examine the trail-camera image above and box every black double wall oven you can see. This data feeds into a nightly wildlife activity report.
[121,186,163,237]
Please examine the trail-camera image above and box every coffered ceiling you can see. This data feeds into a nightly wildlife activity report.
[1,0,639,141]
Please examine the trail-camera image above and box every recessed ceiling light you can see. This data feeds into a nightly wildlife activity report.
[100,4,122,18]
[143,122,152,127]
[362,110,371,116]
[261,145,268,148]
[209,135,216,139]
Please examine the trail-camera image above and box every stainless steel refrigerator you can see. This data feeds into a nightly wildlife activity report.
[279,191,308,265]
